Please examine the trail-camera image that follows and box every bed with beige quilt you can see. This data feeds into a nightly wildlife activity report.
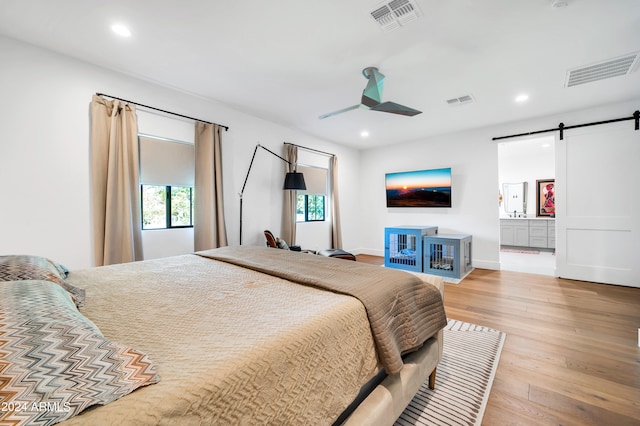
[0,246,446,426]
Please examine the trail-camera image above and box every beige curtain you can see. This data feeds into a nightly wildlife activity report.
[329,155,343,249]
[90,94,143,266]
[194,122,228,250]
[281,144,298,245]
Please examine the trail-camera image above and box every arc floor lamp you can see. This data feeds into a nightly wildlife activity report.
[239,144,306,245]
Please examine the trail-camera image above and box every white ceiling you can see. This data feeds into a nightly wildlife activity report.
[1,0,639,149]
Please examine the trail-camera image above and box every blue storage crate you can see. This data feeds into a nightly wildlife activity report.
[384,226,437,273]
[423,234,472,279]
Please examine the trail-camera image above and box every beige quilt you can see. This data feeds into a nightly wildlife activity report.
[60,253,381,425]
[198,246,447,374]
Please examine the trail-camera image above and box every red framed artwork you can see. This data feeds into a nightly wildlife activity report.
[536,179,555,217]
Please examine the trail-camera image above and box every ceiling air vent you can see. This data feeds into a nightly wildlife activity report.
[565,53,639,87]
[370,0,421,31]
[446,95,474,106]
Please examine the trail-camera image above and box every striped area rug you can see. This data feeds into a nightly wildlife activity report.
[500,248,540,254]
[395,319,506,426]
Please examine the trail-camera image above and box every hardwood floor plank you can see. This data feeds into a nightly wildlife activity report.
[485,388,583,426]
[499,353,640,416]
[355,255,640,424]
[528,385,640,426]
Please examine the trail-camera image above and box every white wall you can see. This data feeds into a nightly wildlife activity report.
[358,127,500,270]
[0,35,360,268]
[357,99,640,270]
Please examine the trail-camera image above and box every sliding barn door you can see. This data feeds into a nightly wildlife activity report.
[555,122,639,287]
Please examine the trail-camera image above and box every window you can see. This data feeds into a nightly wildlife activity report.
[295,165,327,223]
[139,136,195,230]
[297,194,325,222]
[141,185,193,229]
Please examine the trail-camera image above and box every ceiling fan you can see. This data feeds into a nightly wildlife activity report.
[319,66,422,119]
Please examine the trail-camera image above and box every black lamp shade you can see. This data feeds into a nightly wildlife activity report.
[283,172,306,190]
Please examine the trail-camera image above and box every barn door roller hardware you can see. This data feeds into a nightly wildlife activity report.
[493,110,639,141]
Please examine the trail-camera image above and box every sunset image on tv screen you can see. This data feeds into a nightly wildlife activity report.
[385,168,452,207]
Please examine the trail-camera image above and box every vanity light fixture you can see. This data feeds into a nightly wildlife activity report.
[111,24,131,37]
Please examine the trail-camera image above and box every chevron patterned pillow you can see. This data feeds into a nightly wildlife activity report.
[0,280,160,425]
[0,255,85,306]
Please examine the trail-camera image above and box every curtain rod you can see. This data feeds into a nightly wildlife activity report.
[284,142,335,157]
[492,110,639,141]
[95,92,229,131]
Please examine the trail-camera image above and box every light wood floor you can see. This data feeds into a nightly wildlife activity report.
[356,255,640,426]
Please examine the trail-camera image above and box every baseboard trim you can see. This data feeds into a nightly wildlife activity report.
[473,260,500,270]
[349,248,384,257]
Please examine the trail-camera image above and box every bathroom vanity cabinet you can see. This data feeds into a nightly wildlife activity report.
[500,218,555,249]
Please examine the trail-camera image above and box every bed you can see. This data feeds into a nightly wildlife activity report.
[0,247,446,425]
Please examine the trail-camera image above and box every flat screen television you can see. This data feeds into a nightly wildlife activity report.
[385,168,452,208]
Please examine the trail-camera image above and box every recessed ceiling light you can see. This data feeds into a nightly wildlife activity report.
[111,24,131,37]
[360,130,369,138]
[515,94,529,103]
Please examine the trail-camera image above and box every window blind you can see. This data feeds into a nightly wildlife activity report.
[297,165,327,195]
[139,136,194,186]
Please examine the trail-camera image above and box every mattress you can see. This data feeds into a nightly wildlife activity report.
[59,253,382,425]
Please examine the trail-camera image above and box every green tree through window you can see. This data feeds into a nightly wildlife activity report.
[296,194,325,222]
[171,187,192,227]
[141,185,193,229]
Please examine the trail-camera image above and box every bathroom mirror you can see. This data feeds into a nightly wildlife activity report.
[502,182,528,216]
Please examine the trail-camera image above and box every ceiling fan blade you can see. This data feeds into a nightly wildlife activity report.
[370,101,422,116]
[318,104,360,120]
[361,67,385,107]
[318,67,419,120]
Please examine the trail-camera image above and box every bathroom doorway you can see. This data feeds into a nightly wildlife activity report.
[498,136,556,276]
